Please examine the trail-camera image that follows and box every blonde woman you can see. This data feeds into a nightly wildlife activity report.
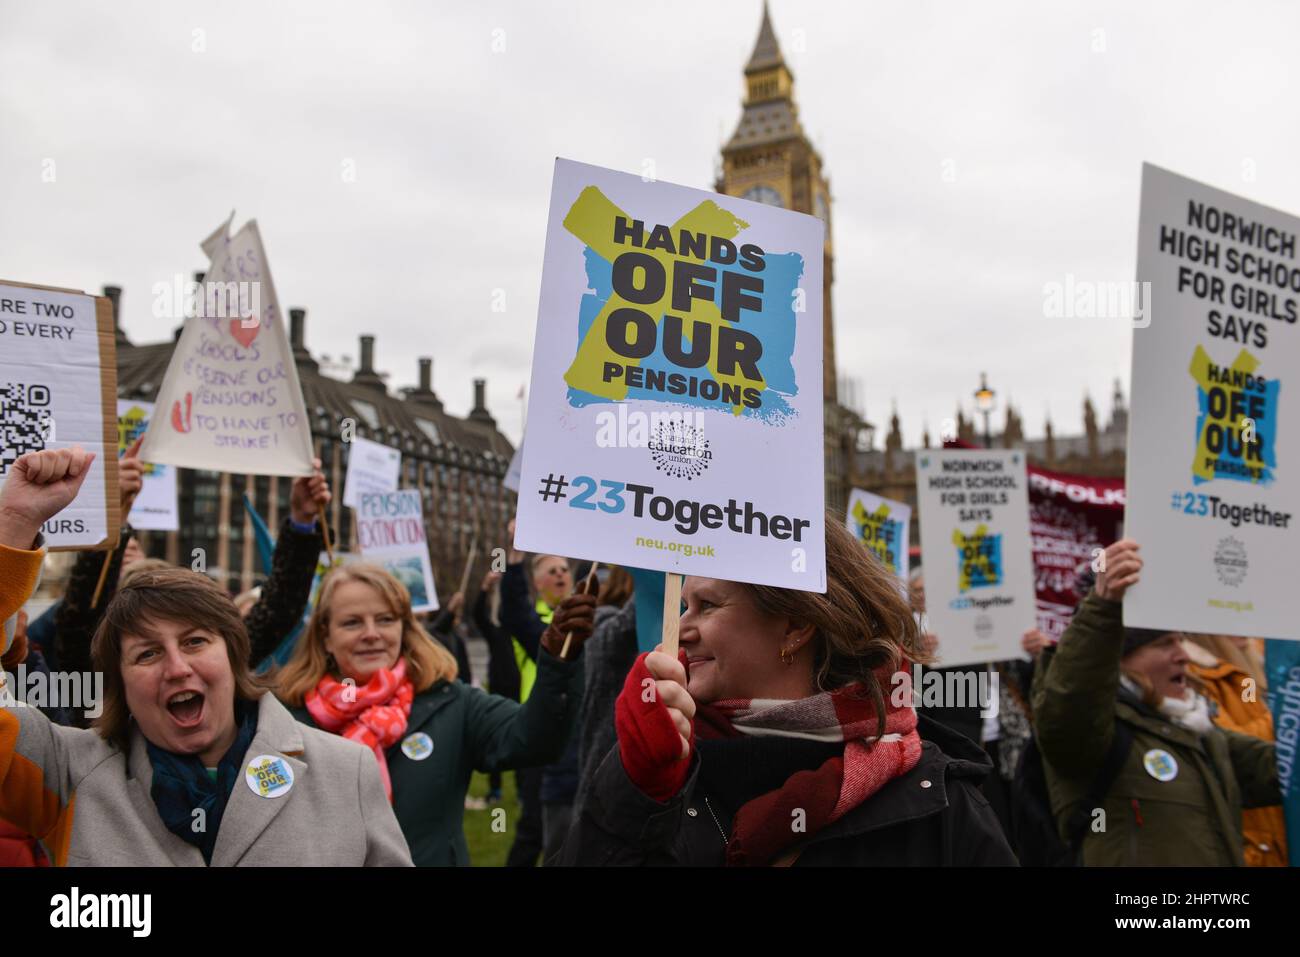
[275,563,595,866]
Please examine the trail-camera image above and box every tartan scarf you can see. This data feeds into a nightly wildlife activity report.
[696,665,922,866]
[306,659,413,802]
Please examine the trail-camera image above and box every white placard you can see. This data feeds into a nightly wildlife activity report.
[139,214,315,477]
[342,435,401,508]
[0,282,113,549]
[356,489,439,613]
[117,400,179,531]
[514,158,826,590]
[846,488,911,580]
[1127,164,1300,638]
[915,449,1035,667]
[502,441,523,493]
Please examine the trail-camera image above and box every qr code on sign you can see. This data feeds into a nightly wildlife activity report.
[1,382,53,475]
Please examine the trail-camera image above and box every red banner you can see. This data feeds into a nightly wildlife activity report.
[1027,465,1125,639]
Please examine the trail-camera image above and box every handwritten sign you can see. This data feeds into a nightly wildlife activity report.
[139,214,315,477]
[356,489,439,612]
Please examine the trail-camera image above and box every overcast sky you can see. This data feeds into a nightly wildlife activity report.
[3,0,1297,448]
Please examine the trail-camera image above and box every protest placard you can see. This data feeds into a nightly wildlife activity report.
[342,435,401,508]
[502,441,523,493]
[139,214,316,477]
[0,280,119,551]
[356,489,439,612]
[915,448,1035,667]
[845,488,911,580]
[1127,164,1300,638]
[117,400,179,531]
[513,158,826,590]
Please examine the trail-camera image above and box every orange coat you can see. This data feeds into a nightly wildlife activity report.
[1187,644,1288,867]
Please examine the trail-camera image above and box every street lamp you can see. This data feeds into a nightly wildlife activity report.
[974,372,996,449]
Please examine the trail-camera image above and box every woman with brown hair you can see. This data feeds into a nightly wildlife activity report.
[274,562,596,866]
[0,450,412,867]
[559,516,1016,866]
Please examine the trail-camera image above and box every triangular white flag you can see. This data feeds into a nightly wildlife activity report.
[140,214,315,477]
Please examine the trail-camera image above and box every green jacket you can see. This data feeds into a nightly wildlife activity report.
[1032,593,1279,866]
[293,648,583,866]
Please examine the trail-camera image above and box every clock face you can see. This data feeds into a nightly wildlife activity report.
[815,193,829,223]
[742,185,784,208]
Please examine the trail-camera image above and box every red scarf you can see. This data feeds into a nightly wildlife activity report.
[306,659,413,801]
[697,664,922,866]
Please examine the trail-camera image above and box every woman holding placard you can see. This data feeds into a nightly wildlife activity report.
[558,518,1016,866]
[274,562,595,866]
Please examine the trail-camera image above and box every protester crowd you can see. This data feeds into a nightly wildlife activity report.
[0,443,1285,867]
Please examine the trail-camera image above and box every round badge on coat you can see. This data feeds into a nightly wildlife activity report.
[1143,748,1178,782]
[401,732,434,761]
[245,754,295,798]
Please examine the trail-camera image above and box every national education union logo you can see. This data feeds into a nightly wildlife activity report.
[1213,536,1248,587]
[648,421,712,480]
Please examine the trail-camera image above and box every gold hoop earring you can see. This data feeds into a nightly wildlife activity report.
[780,647,794,666]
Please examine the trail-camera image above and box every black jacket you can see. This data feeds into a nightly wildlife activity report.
[558,715,1017,866]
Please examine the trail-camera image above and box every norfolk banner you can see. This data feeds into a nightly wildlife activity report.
[916,448,1035,667]
[846,488,910,580]
[139,214,316,478]
[514,159,826,590]
[1029,466,1124,639]
[1127,165,1300,638]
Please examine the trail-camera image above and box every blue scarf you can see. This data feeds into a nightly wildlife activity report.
[147,699,258,865]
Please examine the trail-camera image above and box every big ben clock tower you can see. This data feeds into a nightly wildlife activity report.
[718,3,857,512]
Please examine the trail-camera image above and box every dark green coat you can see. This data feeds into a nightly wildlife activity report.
[1032,593,1278,866]
[293,649,583,866]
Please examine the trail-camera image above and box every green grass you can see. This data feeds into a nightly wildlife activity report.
[463,770,520,867]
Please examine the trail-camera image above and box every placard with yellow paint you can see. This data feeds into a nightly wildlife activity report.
[845,488,911,580]
[515,158,825,590]
[915,449,1035,667]
[117,400,178,531]
[1127,164,1300,639]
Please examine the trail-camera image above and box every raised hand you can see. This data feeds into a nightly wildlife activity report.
[0,447,96,549]
[615,647,697,801]
[119,436,145,515]
[290,457,331,526]
[540,572,598,659]
[1094,538,1142,602]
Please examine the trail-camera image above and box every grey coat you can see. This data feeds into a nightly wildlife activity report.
[0,692,412,866]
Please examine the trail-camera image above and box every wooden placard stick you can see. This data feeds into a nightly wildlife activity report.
[661,572,683,658]
[90,550,114,609]
[318,501,335,564]
[456,536,479,602]
[559,561,600,660]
